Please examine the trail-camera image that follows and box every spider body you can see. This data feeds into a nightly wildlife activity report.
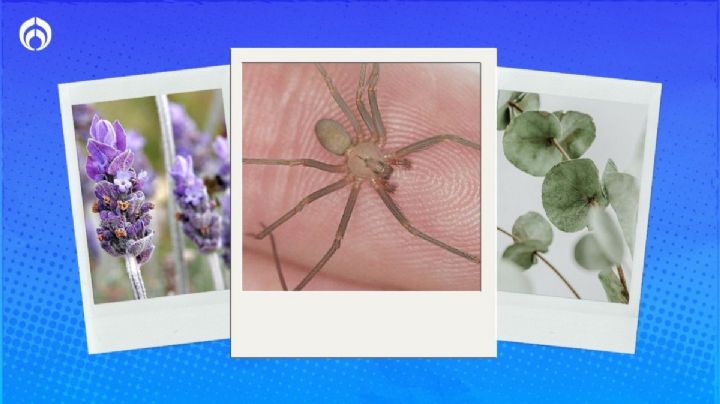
[244,63,481,290]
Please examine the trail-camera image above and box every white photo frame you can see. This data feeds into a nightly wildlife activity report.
[59,66,230,354]
[497,67,661,353]
[231,48,497,357]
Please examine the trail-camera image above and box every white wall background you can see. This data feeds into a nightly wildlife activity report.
[497,94,648,301]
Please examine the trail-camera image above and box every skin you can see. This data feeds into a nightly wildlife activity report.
[243,63,481,291]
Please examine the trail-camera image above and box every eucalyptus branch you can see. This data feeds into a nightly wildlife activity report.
[497,226,582,299]
[550,138,571,161]
[616,264,629,301]
[508,100,524,114]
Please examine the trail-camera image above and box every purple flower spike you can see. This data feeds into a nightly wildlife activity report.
[171,155,221,253]
[213,137,230,191]
[86,116,155,264]
[170,102,213,173]
[220,190,231,266]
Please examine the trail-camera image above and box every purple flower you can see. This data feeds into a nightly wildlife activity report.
[213,136,230,191]
[126,130,156,197]
[171,155,220,253]
[220,190,231,266]
[170,102,213,173]
[86,115,155,264]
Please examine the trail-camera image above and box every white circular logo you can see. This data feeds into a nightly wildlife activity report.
[19,17,52,51]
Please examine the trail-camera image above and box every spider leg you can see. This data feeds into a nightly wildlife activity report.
[260,222,288,291]
[243,158,346,173]
[367,63,387,147]
[388,134,480,159]
[293,182,361,291]
[315,63,364,142]
[356,63,378,142]
[374,182,480,264]
[252,176,352,240]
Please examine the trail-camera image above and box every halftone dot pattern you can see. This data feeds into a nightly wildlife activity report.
[2,2,717,403]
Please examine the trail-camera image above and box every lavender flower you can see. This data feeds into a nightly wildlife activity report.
[86,115,155,265]
[170,155,220,253]
[126,130,156,197]
[170,102,213,173]
[213,136,230,191]
[220,190,231,266]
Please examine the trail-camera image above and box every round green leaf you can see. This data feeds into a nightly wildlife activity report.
[604,172,639,255]
[574,234,614,270]
[512,211,553,251]
[588,206,625,265]
[542,159,608,232]
[503,111,563,176]
[553,111,596,158]
[602,159,618,185]
[498,259,534,294]
[497,91,540,130]
[502,240,546,270]
[598,269,629,304]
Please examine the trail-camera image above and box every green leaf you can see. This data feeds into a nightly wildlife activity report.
[598,269,629,304]
[512,211,553,251]
[502,240,547,270]
[602,159,618,186]
[588,206,625,265]
[553,111,596,158]
[604,171,639,255]
[498,259,534,294]
[574,234,614,270]
[542,159,608,232]
[503,111,563,176]
[497,91,540,130]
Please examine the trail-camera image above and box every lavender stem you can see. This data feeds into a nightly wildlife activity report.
[125,255,147,299]
[207,252,225,291]
[156,94,189,295]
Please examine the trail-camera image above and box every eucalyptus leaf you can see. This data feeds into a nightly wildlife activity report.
[542,159,608,232]
[553,111,596,158]
[498,259,534,294]
[497,91,540,130]
[503,111,563,176]
[502,240,547,270]
[602,159,618,185]
[512,211,553,251]
[574,234,614,270]
[604,172,639,255]
[598,269,629,304]
[588,206,624,264]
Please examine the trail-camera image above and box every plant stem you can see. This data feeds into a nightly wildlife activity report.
[125,255,147,299]
[550,138,571,161]
[207,252,225,291]
[156,94,189,295]
[497,227,582,299]
[508,100,524,114]
[267,227,288,291]
[616,264,629,301]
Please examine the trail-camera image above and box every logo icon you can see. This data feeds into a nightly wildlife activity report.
[19,17,52,51]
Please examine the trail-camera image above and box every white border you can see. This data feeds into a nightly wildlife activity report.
[497,67,662,353]
[58,66,230,354]
[231,48,497,357]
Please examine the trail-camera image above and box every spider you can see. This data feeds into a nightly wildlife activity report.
[243,63,481,291]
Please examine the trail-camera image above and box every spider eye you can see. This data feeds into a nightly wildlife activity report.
[315,119,352,155]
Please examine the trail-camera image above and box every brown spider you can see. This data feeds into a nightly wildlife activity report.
[243,63,481,291]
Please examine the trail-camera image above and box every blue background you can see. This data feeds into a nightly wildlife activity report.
[2,1,718,402]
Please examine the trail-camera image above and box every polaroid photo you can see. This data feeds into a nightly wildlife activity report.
[59,66,231,353]
[232,48,496,357]
[496,67,661,353]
